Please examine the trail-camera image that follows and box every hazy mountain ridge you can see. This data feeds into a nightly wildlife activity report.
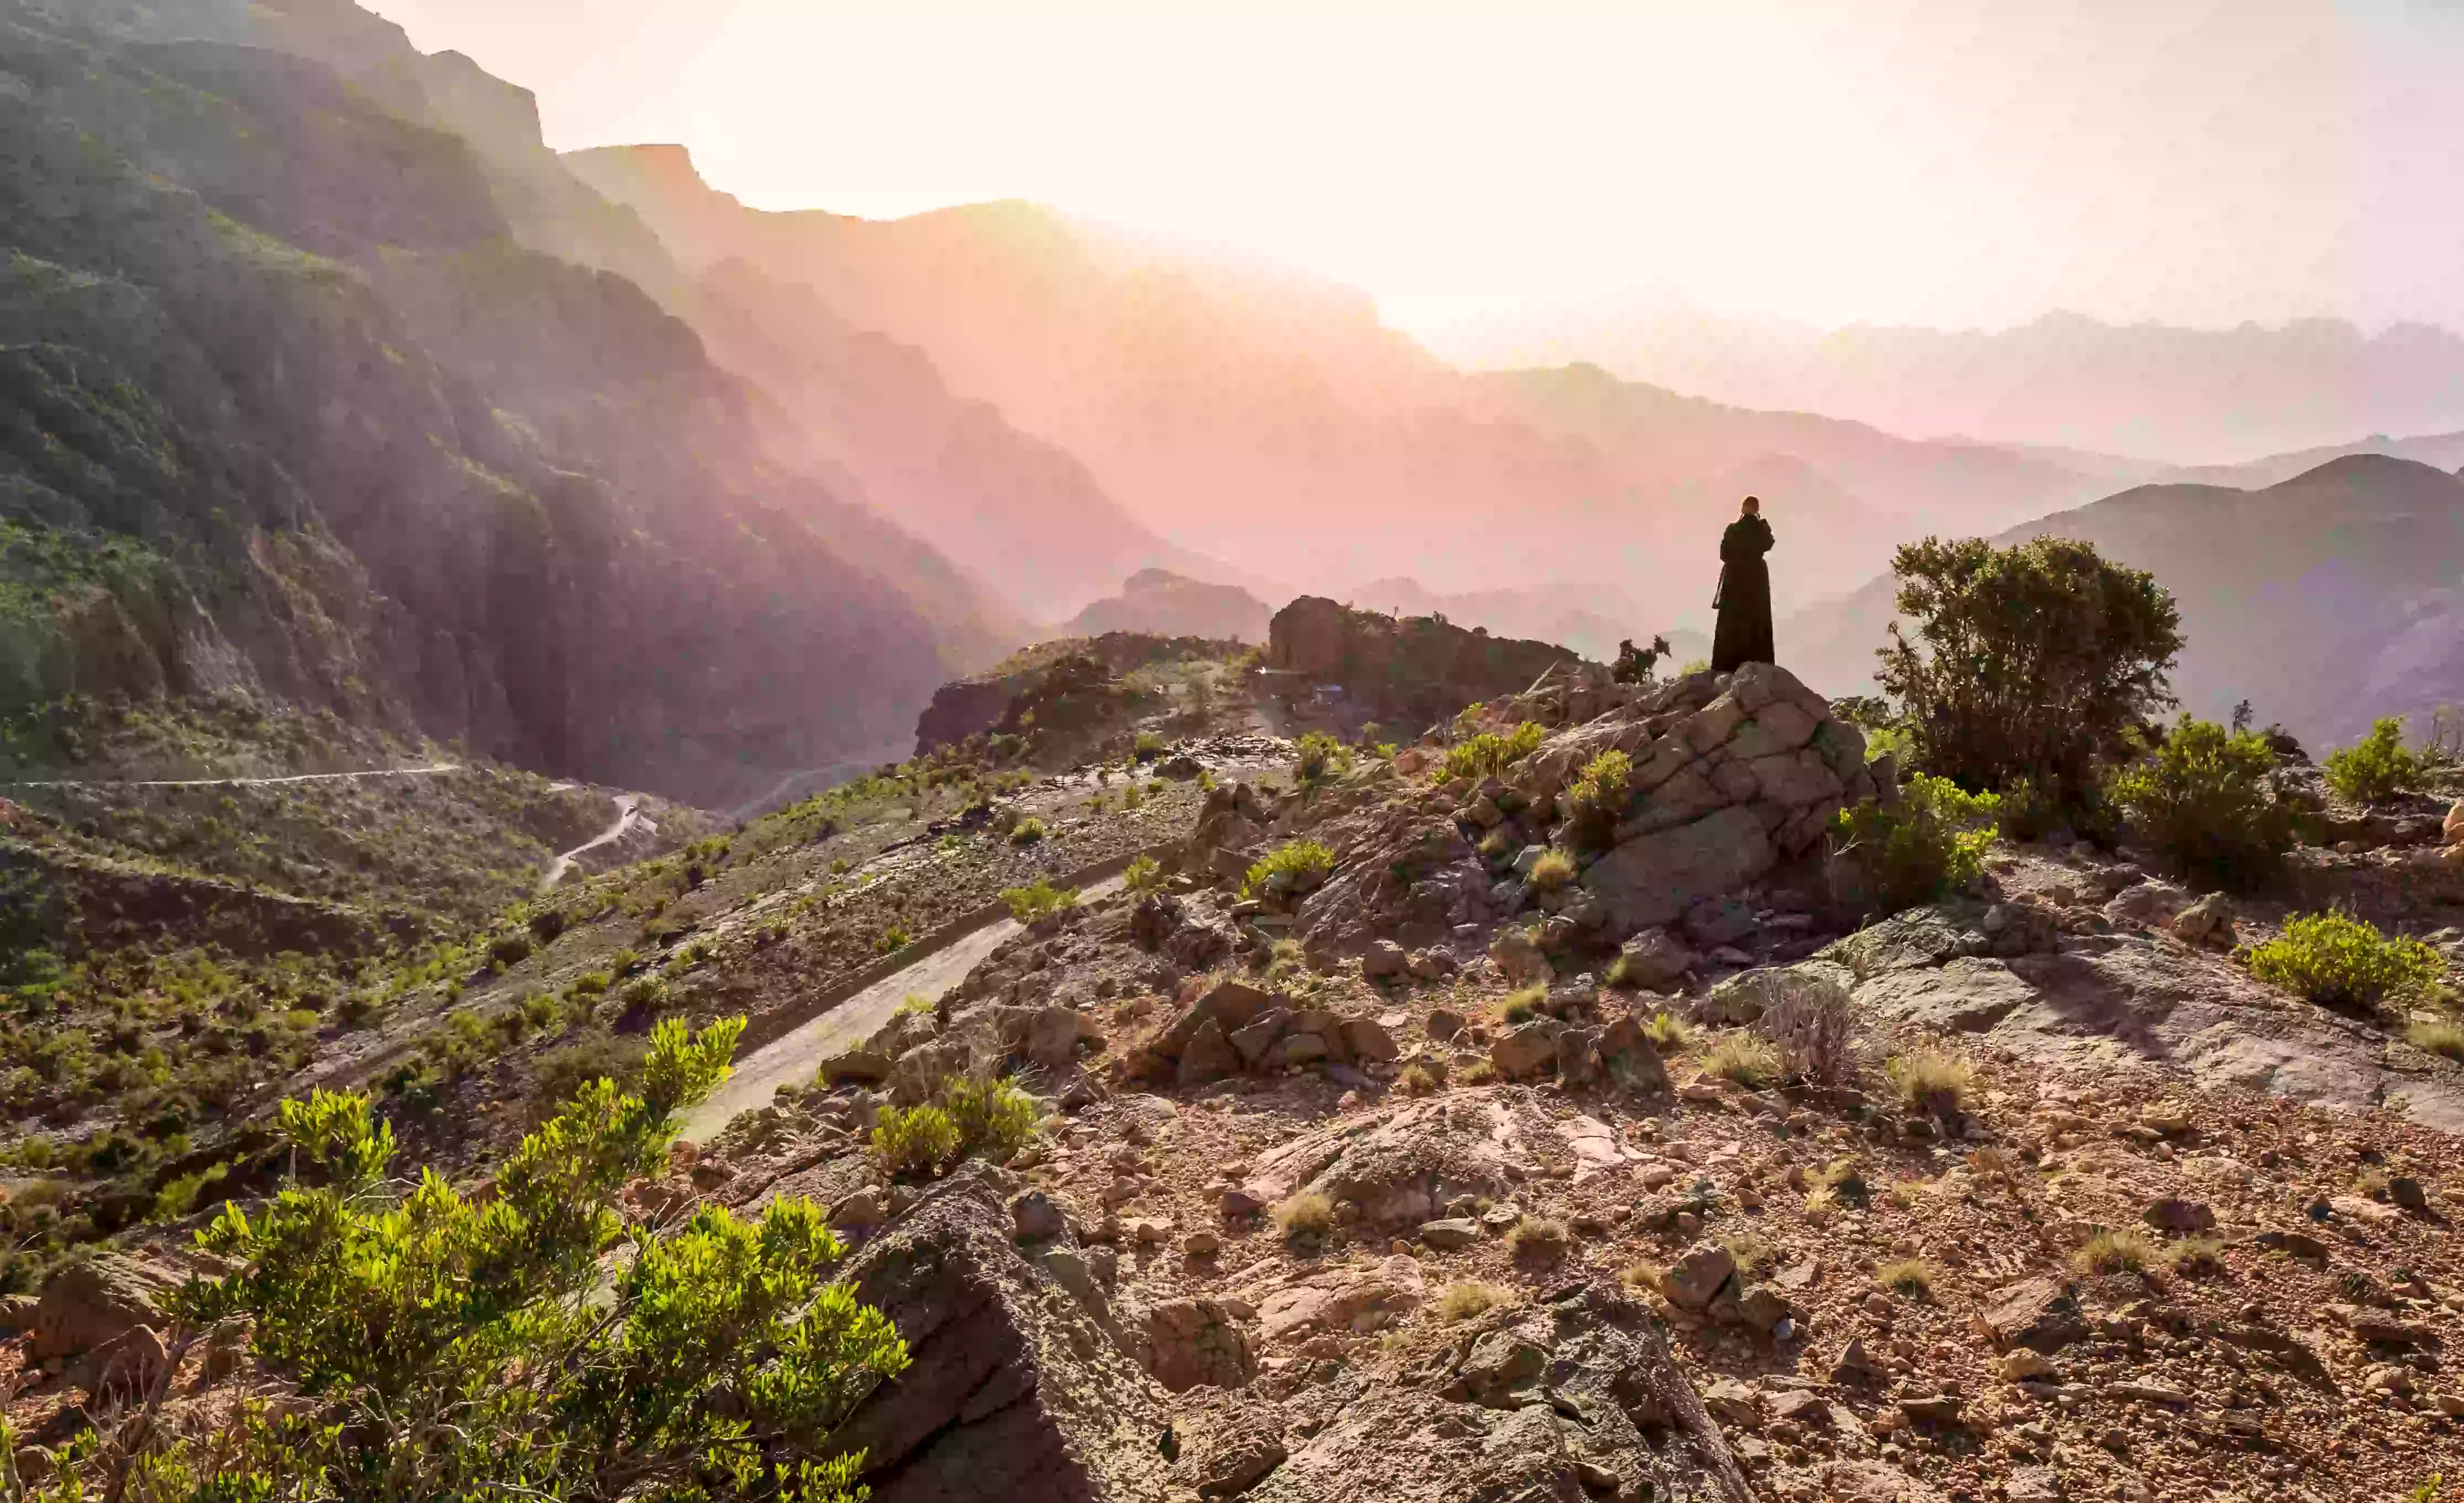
[1451,303,2464,464]
[0,0,1015,803]
[1780,453,2464,751]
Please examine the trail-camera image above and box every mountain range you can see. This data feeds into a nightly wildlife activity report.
[1440,303,2464,465]
[7,0,2462,807]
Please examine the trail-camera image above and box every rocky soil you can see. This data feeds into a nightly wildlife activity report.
[10,663,2463,1501]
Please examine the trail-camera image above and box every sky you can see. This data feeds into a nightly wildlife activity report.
[361,0,2464,348]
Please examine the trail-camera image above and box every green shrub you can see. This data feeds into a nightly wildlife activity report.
[1828,774,1999,914]
[1133,730,1167,761]
[944,1075,1042,1161]
[1002,879,1080,924]
[2245,913,2442,1012]
[1242,839,1336,899]
[1122,854,1167,896]
[2107,716,2294,888]
[533,1029,649,1110]
[1008,816,1047,846]
[144,1018,907,1502]
[488,932,534,967]
[871,1104,963,1179]
[1295,731,1352,782]
[1878,535,2182,800]
[876,921,916,955]
[1564,749,1633,846]
[1442,722,1546,782]
[2323,717,2426,804]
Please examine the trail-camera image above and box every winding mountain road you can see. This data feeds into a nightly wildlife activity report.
[539,794,645,892]
[675,873,1130,1146]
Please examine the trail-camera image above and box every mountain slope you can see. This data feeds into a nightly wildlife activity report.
[0,0,1005,804]
[562,146,2129,621]
[1780,455,2464,750]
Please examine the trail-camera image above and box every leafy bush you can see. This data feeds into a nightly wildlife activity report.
[1008,817,1046,846]
[1122,854,1166,896]
[1001,879,1080,924]
[1242,839,1336,899]
[1878,536,2182,800]
[2245,913,2442,1012]
[1295,731,1352,782]
[2324,717,2426,804]
[942,1075,1041,1161]
[138,1017,908,1502]
[2107,716,2295,889]
[534,1029,650,1111]
[1827,774,1999,915]
[870,1103,963,1179]
[1563,749,1633,847]
[488,932,535,967]
[875,921,915,955]
[1442,722,1546,782]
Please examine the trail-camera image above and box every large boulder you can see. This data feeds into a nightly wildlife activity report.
[825,1166,1177,1503]
[32,1254,175,1360]
[1246,1284,1750,1503]
[1583,805,1773,932]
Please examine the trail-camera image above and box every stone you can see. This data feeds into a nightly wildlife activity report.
[1229,1012,1289,1067]
[831,1188,888,1231]
[1249,1284,1751,1503]
[1491,1019,1564,1078]
[1221,1186,1267,1221]
[1194,1420,1287,1499]
[2170,892,2234,947]
[1338,1017,1399,1063]
[1664,1242,1739,1310]
[821,1048,896,1087]
[1742,748,1844,808]
[1996,1348,2055,1381]
[1361,940,1409,979]
[1418,1217,1483,1251]
[1586,804,1776,932]
[1831,1337,1882,1381]
[2447,799,2464,846]
[1734,1285,1791,1331]
[2390,1175,2428,1211]
[1682,895,1759,948]
[829,1166,1175,1500]
[1425,1007,1467,1041]
[1613,927,1694,989]
[1728,699,1821,760]
[1488,926,1551,985]
[1980,1278,2087,1354]
[1177,1017,1244,1087]
[94,1323,169,1397]
[1265,1031,1330,1068]
[1012,1190,1070,1243]
[2142,1196,2216,1234]
[1143,1297,1256,1393]
[1556,1024,1602,1086]
[1897,1394,1962,1425]
[31,1254,175,1360]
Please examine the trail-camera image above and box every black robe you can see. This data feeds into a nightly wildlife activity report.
[1711,515,1775,672]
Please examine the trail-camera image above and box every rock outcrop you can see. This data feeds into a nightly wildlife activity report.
[1265,598,1581,728]
[1065,569,1273,645]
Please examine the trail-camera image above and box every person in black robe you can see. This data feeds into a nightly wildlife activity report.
[1710,495,1775,672]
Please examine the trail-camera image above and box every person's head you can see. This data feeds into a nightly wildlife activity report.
[1741,495,1761,517]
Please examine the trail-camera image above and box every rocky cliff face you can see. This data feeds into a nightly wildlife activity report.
[0,1,1005,804]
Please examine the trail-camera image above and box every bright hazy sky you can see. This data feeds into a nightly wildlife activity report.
[363,0,2464,344]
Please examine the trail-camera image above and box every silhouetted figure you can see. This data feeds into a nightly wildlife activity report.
[1711,495,1774,672]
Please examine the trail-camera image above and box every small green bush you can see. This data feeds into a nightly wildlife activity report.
[2323,717,2425,804]
[1526,848,1577,892]
[944,1075,1041,1161]
[488,932,534,967]
[1564,749,1633,846]
[1296,731,1352,782]
[534,1029,649,1111]
[1002,879,1080,923]
[1122,853,1167,895]
[1009,817,1047,846]
[1442,722,1546,782]
[2107,717,2294,889]
[876,921,916,955]
[2246,913,2442,1012]
[871,1104,963,1179]
[1242,839,1336,899]
[1828,774,1998,914]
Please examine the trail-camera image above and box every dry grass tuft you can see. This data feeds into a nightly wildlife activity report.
[1505,1216,1570,1262]
[1876,1258,1938,1297]
[1275,1189,1335,1241]
[1436,1280,1513,1321]
[1884,1048,1978,1116]
[2073,1227,2159,1277]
